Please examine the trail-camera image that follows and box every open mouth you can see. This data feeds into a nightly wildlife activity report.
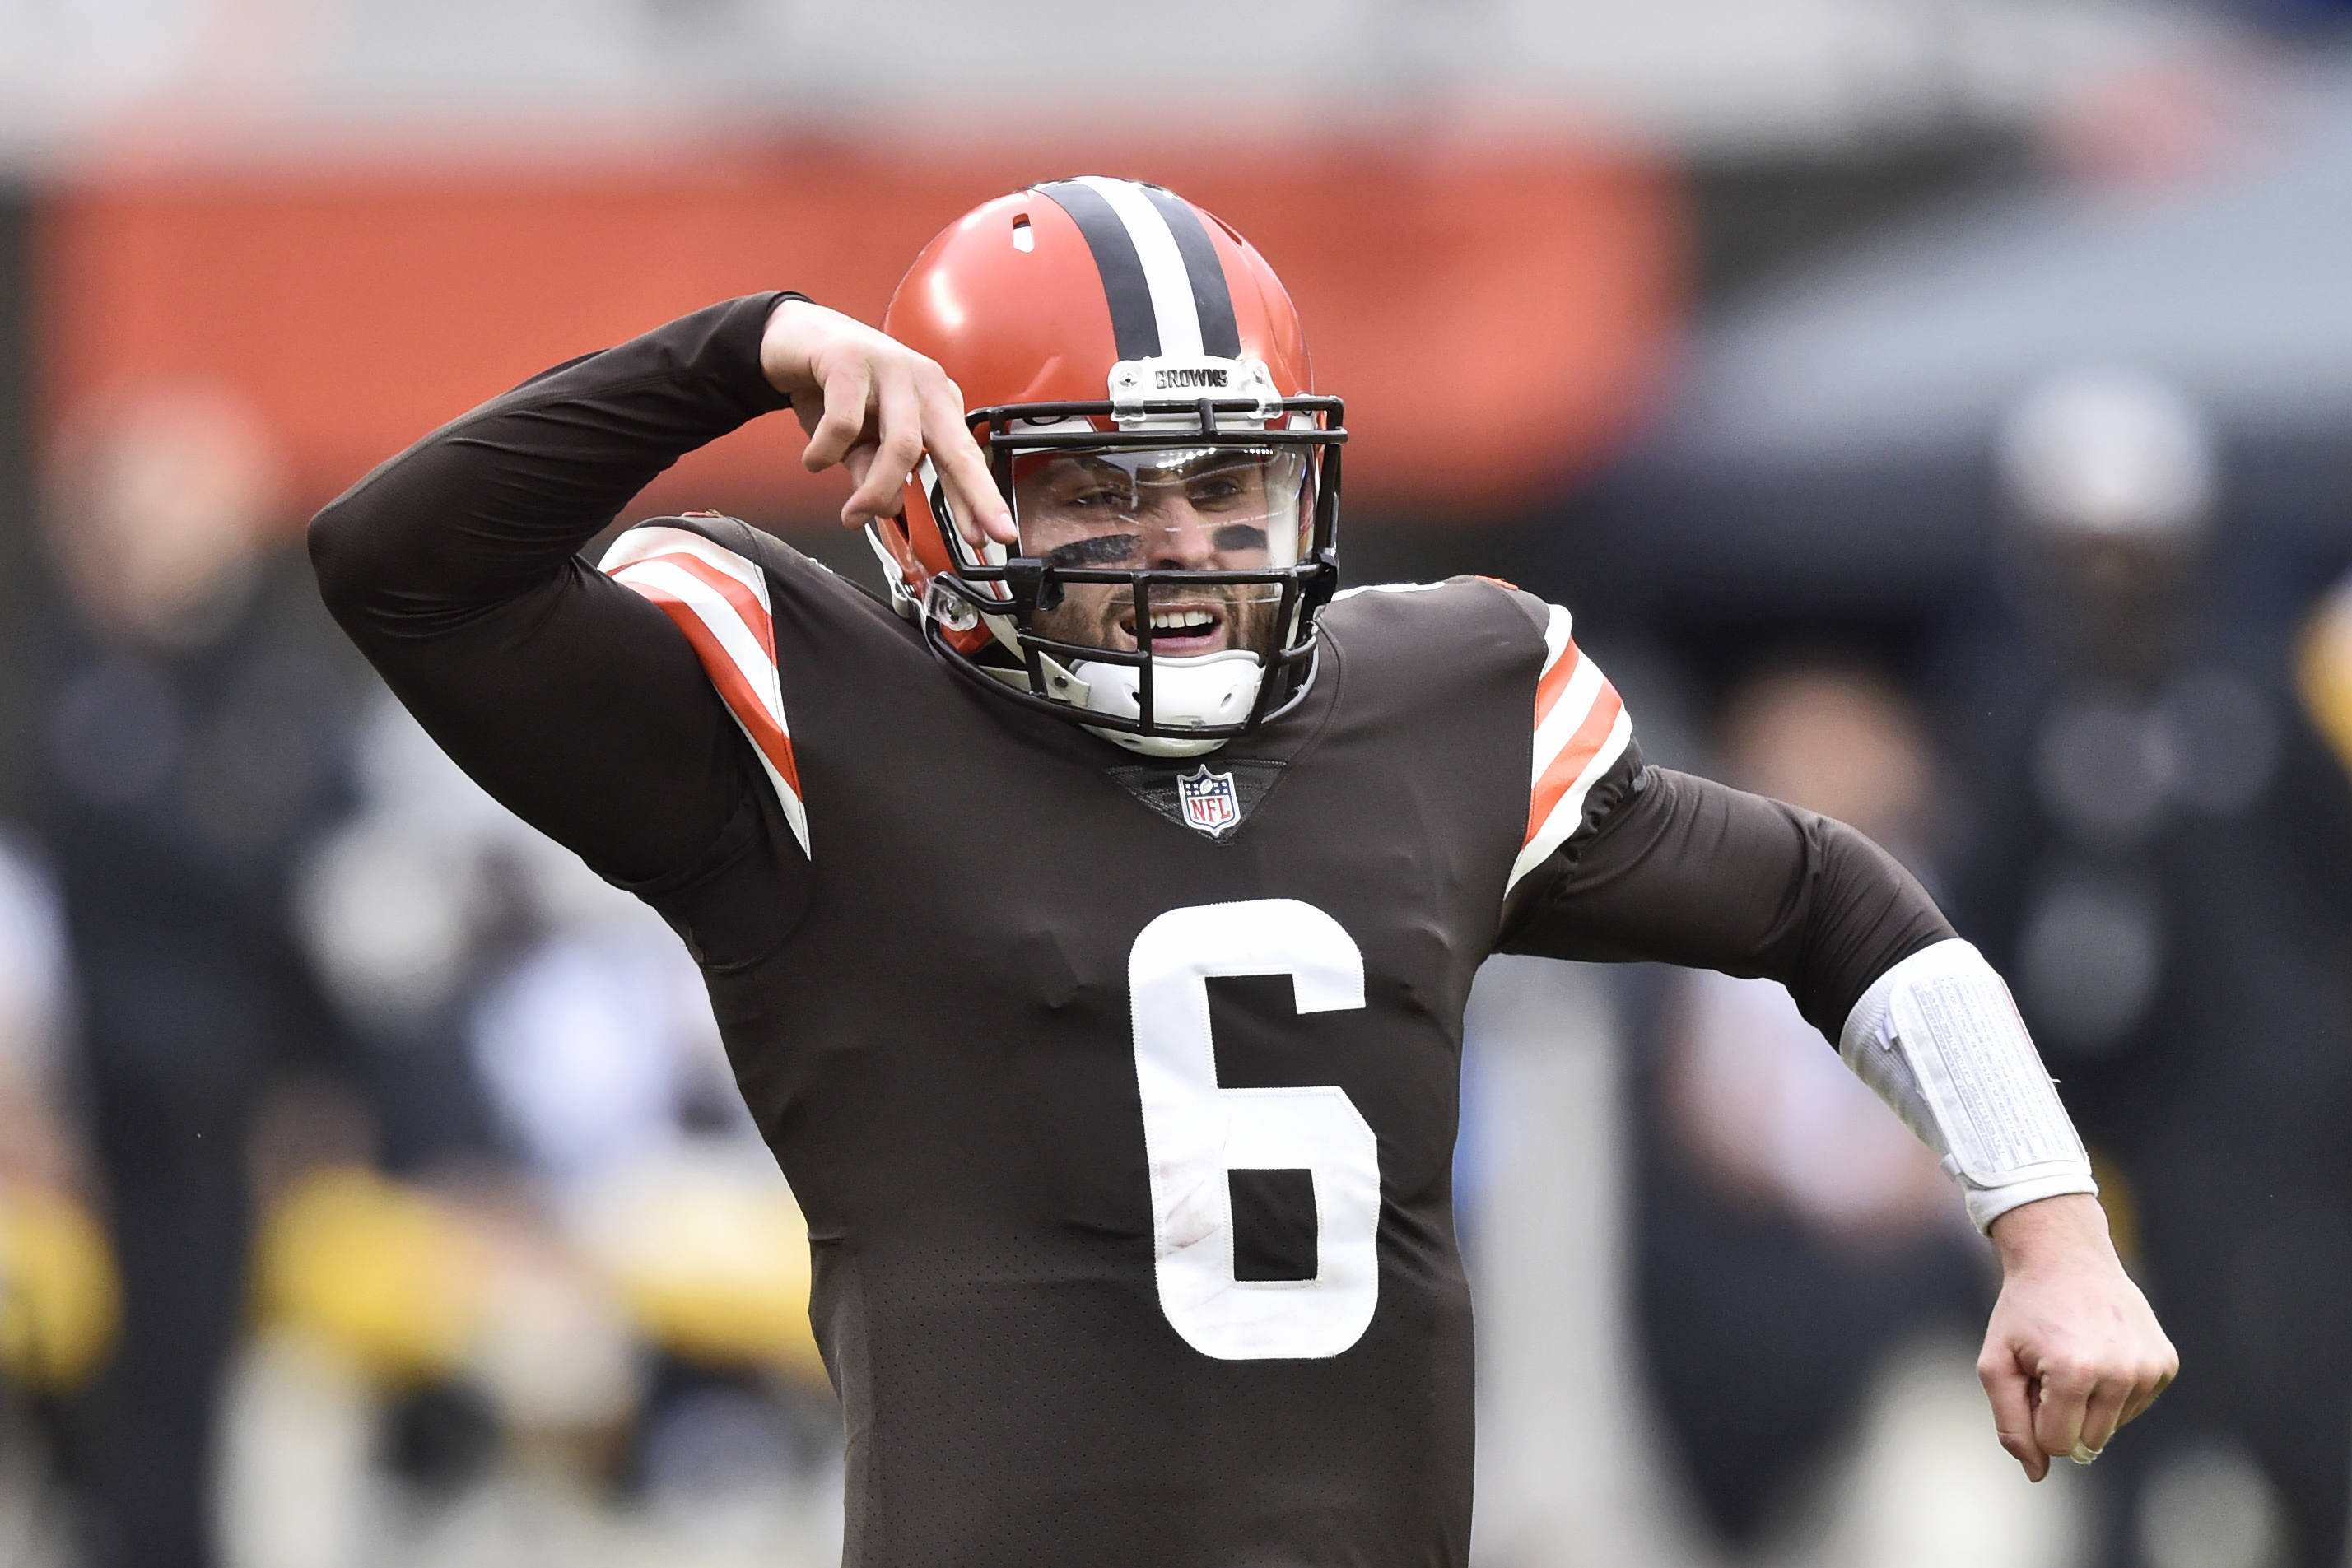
[1120,603,1227,656]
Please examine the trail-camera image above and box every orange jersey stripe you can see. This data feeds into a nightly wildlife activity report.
[622,579,804,801]
[631,550,776,666]
[1532,640,1581,732]
[1523,681,1623,847]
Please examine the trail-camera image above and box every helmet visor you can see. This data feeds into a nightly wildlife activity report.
[1013,446,1308,572]
[1008,445,1309,663]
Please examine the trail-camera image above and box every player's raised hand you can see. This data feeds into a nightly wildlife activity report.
[1979,1193,2177,1482]
[758,296,1016,547]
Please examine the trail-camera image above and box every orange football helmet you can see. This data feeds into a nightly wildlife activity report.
[873,177,1344,757]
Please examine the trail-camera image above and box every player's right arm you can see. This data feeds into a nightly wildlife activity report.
[308,294,1005,891]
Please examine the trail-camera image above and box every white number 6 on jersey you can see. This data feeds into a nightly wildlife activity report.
[1128,899,1381,1360]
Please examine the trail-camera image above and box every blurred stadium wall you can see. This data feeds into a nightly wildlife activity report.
[0,0,2216,545]
[30,142,1681,530]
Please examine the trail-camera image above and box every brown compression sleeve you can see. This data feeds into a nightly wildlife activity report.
[1496,761,1955,1040]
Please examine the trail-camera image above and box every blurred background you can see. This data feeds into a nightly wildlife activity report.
[2,2,2351,1565]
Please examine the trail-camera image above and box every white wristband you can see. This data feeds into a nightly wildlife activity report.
[1839,938,2098,1234]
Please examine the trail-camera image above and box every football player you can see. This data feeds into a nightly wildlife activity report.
[310,177,2174,1566]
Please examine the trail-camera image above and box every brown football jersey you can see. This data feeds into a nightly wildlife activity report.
[600,513,1638,1565]
[311,296,1950,1568]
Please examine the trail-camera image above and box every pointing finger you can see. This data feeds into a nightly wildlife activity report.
[803,359,873,475]
[841,369,924,528]
[921,377,1013,547]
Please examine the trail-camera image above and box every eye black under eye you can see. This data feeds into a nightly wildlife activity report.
[1212,525,1269,552]
[1040,535,1143,569]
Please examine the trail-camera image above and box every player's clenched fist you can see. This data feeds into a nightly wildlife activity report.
[758,295,1015,546]
[1980,1193,2179,1482]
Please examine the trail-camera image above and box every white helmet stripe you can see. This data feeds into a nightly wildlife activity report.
[1071,176,1205,359]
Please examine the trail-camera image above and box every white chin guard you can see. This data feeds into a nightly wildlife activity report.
[1067,649,1266,759]
[1839,938,2098,1234]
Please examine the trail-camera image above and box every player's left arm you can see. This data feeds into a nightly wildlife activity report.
[1499,756,2177,1480]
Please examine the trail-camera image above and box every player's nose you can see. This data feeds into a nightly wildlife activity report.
[1142,499,1218,570]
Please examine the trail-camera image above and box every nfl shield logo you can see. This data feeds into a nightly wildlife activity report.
[1178,765,1241,839]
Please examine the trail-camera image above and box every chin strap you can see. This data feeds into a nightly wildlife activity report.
[1069,649,1264,757]
[1839,938,2099,1234]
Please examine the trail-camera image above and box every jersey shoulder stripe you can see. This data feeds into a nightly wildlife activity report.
[1327,581,1451,603]
[1508,603,1632,895]
[600,522,811,859]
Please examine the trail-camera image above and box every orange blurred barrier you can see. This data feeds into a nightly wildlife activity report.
[38,137,1680,528]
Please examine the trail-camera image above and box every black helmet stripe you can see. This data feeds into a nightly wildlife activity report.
[1035,179,1162,361]
[1138,184,1241,360]
[1035,177,1241,364]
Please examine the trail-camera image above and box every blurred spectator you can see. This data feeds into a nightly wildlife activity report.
[28,382,369,1568]
[0,830,114,1565]
[457,847,841,1553]
[217,694,842,1565]
[1634,663,2037,1558]
[1665,668,1961,1248]
[1944,370,2352,1568]
[0,831,83,1198]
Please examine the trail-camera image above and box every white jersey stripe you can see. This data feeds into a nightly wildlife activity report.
[1530,652,1606,775]
[601,527,811,859]
[1538,603,1574,677]
[746,748,812,863]
[1330,582,1450,601]
[1074,176,1204,358]
[603,524,769,608]
[1505,597,1631,896]
[613,561,785,730]
[1508,704,1632,894]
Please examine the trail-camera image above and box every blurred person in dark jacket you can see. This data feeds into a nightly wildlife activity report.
[1944,370,2352,1568]
[30,384,366,1568]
